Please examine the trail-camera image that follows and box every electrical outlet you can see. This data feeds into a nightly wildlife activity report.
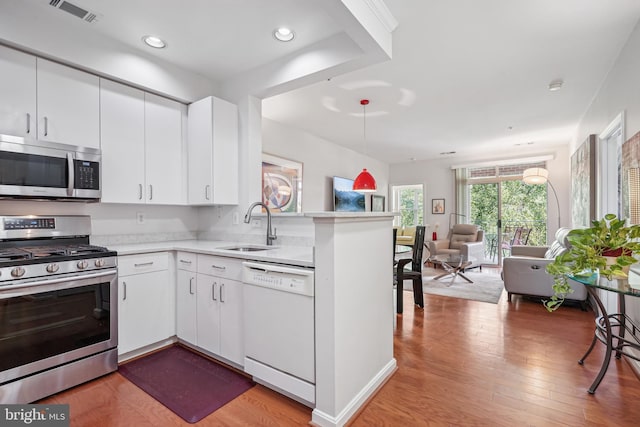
[136,212,145,224]
[251,219,262,228]
[232,212,239,225]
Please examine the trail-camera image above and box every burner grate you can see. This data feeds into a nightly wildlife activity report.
[0,248,31,261]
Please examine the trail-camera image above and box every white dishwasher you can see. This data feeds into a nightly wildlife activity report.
[242,261,315,406]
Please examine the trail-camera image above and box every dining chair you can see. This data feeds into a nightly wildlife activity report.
[395,225,426,313]
[393,227,398,268]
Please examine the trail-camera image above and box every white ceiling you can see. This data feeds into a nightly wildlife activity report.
[63,0,344,82]
[264,0,640,163]
[4,0,640,165]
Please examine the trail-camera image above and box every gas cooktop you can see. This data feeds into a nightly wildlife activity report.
[0,244,112,263]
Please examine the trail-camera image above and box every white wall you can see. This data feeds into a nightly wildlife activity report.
[573,19,640,371]
[262,118,389,212]
[390,146,570,241]
[574,20,640,152]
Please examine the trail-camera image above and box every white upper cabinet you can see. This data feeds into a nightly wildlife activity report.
[187,96,238,205]
[36,58,100,149]
[0,45,36,137]
[100,79,146,203]
[100,81,186,205]
[145,93,186,205]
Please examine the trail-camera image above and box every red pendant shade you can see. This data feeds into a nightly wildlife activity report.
[353,168,377,192]
[352,99,377,192]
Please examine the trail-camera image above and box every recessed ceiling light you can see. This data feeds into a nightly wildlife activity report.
[142,35,167,49]
[548,79,564,91]
[273,27,295,42]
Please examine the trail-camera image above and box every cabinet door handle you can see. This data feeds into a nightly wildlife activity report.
[149,184,153,200]
[211,264,226,271]
[220,283,225,303]
[122,281,127,301]
[138,184,143,200]
[189,277,194,295]
[26,113,31,134]
[212,282,217,301]
[205,185,210,200]
[44,116,48,136]
[134,261,154,267]
[180,259,193,265]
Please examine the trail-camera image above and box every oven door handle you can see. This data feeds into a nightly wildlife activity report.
[0,270,116,292]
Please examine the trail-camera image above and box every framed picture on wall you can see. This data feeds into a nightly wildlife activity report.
[571,134,597,227]
[371,195,385,212]
[333,176,365,212]
[432,198,445,214]
[262,153,303,213]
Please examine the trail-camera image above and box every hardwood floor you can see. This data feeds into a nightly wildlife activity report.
[41,279,640,426]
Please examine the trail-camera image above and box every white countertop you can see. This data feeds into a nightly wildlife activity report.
[108,240,314,268]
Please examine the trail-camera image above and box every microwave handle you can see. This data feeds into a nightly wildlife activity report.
[66,153,74,197]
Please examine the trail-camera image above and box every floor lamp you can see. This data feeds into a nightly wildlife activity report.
[522,167,561,229]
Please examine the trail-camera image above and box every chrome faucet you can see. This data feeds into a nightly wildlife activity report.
[244,202,277,246]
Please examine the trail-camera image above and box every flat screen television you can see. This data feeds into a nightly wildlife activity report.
[333,176,365,212]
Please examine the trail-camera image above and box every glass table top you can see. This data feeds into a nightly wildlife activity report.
[569,267,640,297]
[428,254,475,265]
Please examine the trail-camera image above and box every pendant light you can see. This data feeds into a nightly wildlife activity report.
[353,99,377,192]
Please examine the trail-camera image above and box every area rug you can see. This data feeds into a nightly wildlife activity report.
[118,346,254,423]
[420,268,504,304]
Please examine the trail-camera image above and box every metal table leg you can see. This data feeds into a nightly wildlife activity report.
[616,293,626,359]
[582,287,614,394]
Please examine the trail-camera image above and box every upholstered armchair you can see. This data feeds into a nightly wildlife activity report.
[426,224,485,269]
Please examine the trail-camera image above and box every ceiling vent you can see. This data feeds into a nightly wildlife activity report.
[49,0,101,24]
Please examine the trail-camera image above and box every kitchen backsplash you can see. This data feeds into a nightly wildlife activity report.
[91,231,197,247]
[197,230,314,247]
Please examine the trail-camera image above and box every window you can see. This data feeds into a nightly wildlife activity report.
[391,184,424,227]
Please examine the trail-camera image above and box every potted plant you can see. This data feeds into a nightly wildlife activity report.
[544,213,640,312]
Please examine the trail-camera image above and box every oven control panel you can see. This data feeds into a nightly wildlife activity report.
[4,217,55,230]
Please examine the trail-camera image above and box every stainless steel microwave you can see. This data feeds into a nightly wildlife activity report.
[0,134,101,200]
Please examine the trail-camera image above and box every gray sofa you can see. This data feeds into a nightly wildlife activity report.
[502,227,588,308]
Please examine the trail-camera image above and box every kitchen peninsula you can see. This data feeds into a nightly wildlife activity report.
[110,212,396,427]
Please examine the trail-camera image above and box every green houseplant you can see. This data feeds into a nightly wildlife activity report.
[544,213,640,312]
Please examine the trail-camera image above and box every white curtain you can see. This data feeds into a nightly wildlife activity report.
[454,168,469,227]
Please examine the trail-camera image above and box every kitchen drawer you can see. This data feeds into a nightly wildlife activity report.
[176,251,197,272]
[197,254,242,280]
[118,252,169,276]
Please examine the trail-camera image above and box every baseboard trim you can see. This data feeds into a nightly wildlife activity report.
[310,358,397,427]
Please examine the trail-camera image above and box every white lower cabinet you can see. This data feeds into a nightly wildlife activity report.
[118,253,173,356]
[176,254,244,366]
[176,252,197,345]
[196,273,243,364]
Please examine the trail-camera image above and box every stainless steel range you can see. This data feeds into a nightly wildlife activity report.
[0,215,118,403]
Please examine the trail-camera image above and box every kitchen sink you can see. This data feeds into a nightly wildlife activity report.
[220,246,271,252]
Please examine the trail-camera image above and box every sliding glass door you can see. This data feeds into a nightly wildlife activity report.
[464,163,549,266]
[470,182,501,265]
